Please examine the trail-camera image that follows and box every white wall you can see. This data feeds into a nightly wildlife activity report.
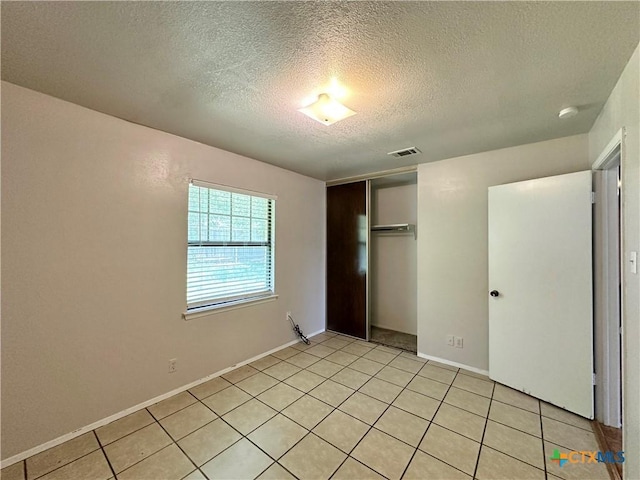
[370,182,417,335]
[417,134,591,370]
[0,82,326,460]
[588,44,639,480]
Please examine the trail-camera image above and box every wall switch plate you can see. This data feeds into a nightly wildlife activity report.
[454,337,463,348]
[169,358,177,373]
[631,251,637,274]
[446,335,454,346]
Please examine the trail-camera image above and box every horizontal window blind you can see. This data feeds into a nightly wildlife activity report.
[187,182,275,309]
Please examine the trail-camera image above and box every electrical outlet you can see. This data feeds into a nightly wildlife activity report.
[168,358,177,373]
[446,335,454,346]
[454,337,463,348]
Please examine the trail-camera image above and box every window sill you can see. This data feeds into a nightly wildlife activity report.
[183,294,278,321]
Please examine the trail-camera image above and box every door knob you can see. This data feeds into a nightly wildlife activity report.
[490,290,500,297]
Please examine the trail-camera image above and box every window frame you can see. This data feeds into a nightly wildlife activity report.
[184,179,277,316]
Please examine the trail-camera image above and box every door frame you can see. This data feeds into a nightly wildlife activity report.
[366,179,372,341]
[326,167,418,342]
[592,127,625,428]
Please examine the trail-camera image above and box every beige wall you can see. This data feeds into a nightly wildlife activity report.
[0,82,326,460]
[417,134,591,370]
[370,182,417,335]
[588,43,639,480]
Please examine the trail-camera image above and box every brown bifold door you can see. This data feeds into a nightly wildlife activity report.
[326,181,368,339]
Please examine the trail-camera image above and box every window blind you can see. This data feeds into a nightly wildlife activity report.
[187,182,275,309]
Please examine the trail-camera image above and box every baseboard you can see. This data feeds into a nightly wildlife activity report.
[592,420,623,480]
[416,352,489,376]
[0,328,325,468]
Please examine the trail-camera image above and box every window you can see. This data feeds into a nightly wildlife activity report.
[187,180,275,310]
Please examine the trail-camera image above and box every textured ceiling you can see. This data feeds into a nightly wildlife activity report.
[2,2,639,180]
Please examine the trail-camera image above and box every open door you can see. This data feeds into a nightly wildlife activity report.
[593,144,623,429]
[488,171,593,418]
[326,181,368,339]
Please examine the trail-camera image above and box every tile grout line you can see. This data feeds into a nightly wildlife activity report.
[328,341,493,477]
[28,339,419,479]
[19,338,370,478]
[398,367,463,479]
[19,335,542,480]
[332,350,429,480]
[12,338,330,480]
[328,390,400,478]
[539,399,549,480]
[538,413,596,433]
[443,385,551,442]
[187,419,245,476]
[475,414,551,473]
[491,394,593,433]
[438,386,495,418]
[111,388,250,478]
[99,339,580,478]
[323,344,412,479]
[238,434,294,480]
[35,411,170,479]
[112,424,195,478]
[149,391,201,423]
[472,381,497,479]
[184,400,285,479]
[228,374,341,480]
[92,430,119,480]
[479,444,550,478]
[464,398,554,478]
[460,414,542,443]
[28,435,109,480]
[211,360,370,476]
[415,451,474,480]
[152,410,207,476]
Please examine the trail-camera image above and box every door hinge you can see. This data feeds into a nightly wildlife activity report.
[592,373,597,386]
[591,192,596,204]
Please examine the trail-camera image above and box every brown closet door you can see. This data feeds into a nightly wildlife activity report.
[326,181,367,339]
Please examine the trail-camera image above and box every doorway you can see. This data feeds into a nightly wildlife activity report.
[369,173,417,351]
[592,131,624,476]
[325,170,418,351]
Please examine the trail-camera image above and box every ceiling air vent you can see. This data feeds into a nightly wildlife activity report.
[387,147,422,158]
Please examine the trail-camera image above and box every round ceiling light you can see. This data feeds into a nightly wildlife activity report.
[558,106,579,119]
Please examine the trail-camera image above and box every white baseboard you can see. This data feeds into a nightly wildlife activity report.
[416,352,489,377]
[0,329,325,469]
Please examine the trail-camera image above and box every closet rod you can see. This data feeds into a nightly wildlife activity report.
[371,223,416,238]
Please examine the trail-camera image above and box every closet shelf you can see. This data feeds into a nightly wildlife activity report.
[371,223,416,238]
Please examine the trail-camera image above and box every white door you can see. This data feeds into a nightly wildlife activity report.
[488,171,593,419]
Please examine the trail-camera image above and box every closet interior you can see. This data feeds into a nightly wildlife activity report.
[326,171,418,352]
[370,173,417,351]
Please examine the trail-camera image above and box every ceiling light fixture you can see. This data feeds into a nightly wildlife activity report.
[298,93,356,126]
[558,106,579,119]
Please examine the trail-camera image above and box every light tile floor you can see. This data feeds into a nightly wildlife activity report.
[2,332,610,480]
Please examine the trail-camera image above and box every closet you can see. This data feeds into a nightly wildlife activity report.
[326,172,417,351]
